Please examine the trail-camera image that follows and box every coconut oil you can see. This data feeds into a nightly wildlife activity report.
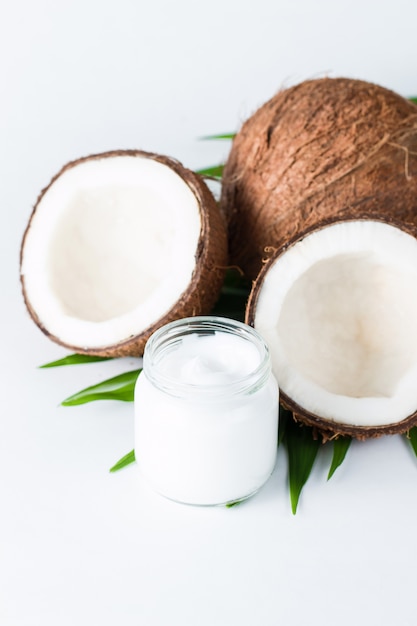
[134,317,279,506]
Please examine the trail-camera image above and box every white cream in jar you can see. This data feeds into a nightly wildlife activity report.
[134,316,279,506]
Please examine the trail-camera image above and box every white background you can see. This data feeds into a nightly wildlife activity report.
[2,1,417,625]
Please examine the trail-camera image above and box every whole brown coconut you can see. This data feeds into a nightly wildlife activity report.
[221,77,417,278]
[20,150,227,357]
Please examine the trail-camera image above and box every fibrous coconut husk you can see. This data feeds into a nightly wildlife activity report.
[221,77,417,278]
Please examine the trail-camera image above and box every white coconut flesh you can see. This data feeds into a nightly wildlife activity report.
[21,155,201,348]
[254,220,417,427]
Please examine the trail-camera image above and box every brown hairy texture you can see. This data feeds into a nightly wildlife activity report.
[221,77,417,278]
[246,215,417,439]
[20,150,228,357]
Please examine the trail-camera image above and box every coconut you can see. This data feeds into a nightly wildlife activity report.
[221,77,417,279]
[246,216,417,439]
[20,150,227,357]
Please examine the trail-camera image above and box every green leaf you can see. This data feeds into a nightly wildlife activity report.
[222,268,251,293]
[195,164,224,179]
[225,498,245,508]
[62,369,141,406]
[278,405,291,445]
[200,133,236,140]
[284,416,321,514]
[211,293,249,322]
[409,97,417,104]
[210,268,252,321]
[110,449,136,472]
[220,284,251,297]
[407,427,417,456]
[327,437,351,480]
[40,353,113,368]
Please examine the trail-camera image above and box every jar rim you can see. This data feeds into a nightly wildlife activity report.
[143,316,271,397]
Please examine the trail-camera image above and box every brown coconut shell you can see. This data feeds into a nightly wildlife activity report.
[221,77,417,279]
[245,214,417,440]
[20,150,228,357]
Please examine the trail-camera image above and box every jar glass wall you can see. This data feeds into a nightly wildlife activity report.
[134,316,279,506]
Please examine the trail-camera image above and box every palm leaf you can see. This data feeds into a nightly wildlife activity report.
[62,370,141,406]
[110,449,136,472]
[195,164,224,179]
[283,414,321,514]
[327,437,351,480]
[40,354,112,368]
[407,427,417,456]
[200,133,236,140]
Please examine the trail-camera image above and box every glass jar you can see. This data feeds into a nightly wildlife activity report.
[134,316,279,506]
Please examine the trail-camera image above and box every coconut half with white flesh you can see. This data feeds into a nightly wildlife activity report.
[246,217,417,439]
[20,150,227,356]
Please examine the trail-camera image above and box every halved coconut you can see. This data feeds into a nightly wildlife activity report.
[221,77,417,279]
[246,217,417,439]
[20,150,227,356]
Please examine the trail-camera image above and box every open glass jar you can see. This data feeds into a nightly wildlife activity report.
[134,316,279,506]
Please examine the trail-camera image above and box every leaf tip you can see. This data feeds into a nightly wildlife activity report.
[109,450,136,473]
[290,495,299,515]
